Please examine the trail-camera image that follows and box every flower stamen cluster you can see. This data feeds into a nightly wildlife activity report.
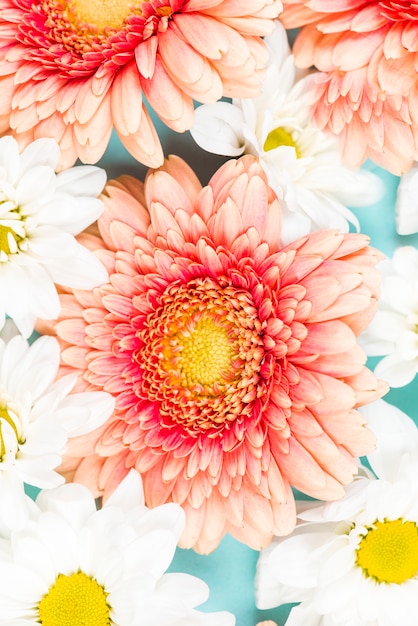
[0,403,22,462]
[38,571,111,626]
[0,202,27,260]
[355,518,418,584]
[136,277,266,432]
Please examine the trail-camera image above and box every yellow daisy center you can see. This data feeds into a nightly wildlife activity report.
[176,317,237,388]
[355,518,418,584]
[0,405,20,461]
[66,0,140,31]
[0,202,26,260]
[263,127,301,157]
[38,572,111,626]
[0,225,20,256]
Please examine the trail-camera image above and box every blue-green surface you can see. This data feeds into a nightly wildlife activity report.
[26,127,418,626]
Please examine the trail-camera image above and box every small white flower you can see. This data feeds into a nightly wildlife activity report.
[0,331,115,533]
[0,470,235,626]
[190,22,383,245]
[360,245,418,387]
[0,136,108,337]
[395,163,418,235]
[255,399,418,626]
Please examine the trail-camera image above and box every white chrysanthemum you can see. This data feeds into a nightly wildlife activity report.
[360,246,418,387]
[0,136,108,337]
[0,470,235,626]
[395,163,418,235]
[255,399,418,626]
[190,22,383,245]
[0,331,115,534]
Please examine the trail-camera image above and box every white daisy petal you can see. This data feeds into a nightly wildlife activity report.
[0,471,234,626]
[0,472,30,536]
[0,562,46,605]
[360,399,418,482]
[36,483,97,527]
[0,136,21,185]
[284,603,325,626]
[55,164,106,198]
[156,573,209,607]
[0,136,108,337]
[0,331,114,495]
[105,468,145,511]
[190,22,383,244]
[57,390,115,437]
[361,245,418,387]
[45,244,108,289]
[268,531,334,588]
[190,102,246,157]
[395,162,418,235]
[255,402,418,625]
[19,137,60,172]
[15,166,56,207]
[374,352,417,388]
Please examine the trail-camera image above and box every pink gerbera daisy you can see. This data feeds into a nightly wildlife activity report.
[280,1,418,175]
[0,0,281,169]
[41,155,387,553]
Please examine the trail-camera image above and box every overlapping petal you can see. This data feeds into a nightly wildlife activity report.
[0,470,235,625]
[281,1,418,174]
[255,399,418,626]
[0,0,282,168]
[0,136,108,337]
[41,154,386,553]
[191,22,383,244]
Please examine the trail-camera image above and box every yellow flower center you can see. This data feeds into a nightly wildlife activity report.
[0,405,20,461]
[176,317,238,388]
[137,278,265,432]
[263,127,300,157]
[38,572,111,626]
[0,202,27,261]
[0,225,19,255]
[355,518,418,584]
[65,0,142,31]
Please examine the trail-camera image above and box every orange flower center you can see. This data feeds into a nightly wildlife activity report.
[16,0,178,75]
[64,0,143,33]
[136,278,266,433]
[174,317,238,388]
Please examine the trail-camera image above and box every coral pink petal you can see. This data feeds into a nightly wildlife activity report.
[0,0,280,166]
[48,154,385,552]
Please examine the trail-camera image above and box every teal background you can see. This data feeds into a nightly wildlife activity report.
[28,122,418,626]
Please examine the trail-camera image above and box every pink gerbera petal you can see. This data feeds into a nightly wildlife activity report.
[41,154,387,553]
[281,0,418,174]
[0,0,281,168]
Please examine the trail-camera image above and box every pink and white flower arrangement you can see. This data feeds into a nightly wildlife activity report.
[280,1,418,175]
[191,21,383,244]
[0,135,108,337]
[38,154,387,554]
[361,245,418,388]
[0,0,281,169]
[0,328,115,535]
[255,399,418,626]
[0,8,417,625]
[0,469,235,626]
